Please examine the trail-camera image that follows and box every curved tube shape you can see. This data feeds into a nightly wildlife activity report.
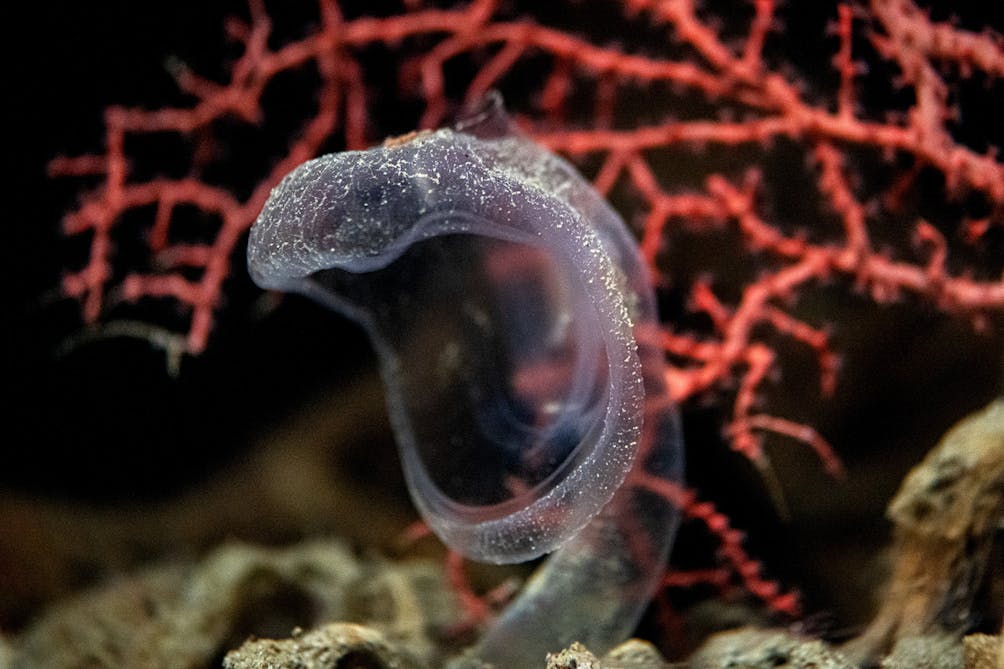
[248,95,683,667]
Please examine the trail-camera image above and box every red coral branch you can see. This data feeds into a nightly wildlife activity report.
[635,474,801,616]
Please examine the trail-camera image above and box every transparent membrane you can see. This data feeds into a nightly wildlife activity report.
[248,95,684,667]
[310,233,609,510]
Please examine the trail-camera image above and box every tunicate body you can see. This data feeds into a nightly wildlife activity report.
[247,95,683,668]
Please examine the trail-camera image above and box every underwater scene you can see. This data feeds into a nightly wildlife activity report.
[3,0,1004,667]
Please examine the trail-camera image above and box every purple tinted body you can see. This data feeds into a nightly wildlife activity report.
[248,96,683,667]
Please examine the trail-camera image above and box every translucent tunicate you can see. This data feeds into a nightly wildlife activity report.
[247,94,683,668]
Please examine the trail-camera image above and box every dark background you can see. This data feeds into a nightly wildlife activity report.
[2,1,380,501]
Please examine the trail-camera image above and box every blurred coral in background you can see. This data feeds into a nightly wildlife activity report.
[49,0,1004,456]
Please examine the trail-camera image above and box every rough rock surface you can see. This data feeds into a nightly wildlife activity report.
[7,540,460,669]
[223,623,425,669]
[688,628,854,669]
